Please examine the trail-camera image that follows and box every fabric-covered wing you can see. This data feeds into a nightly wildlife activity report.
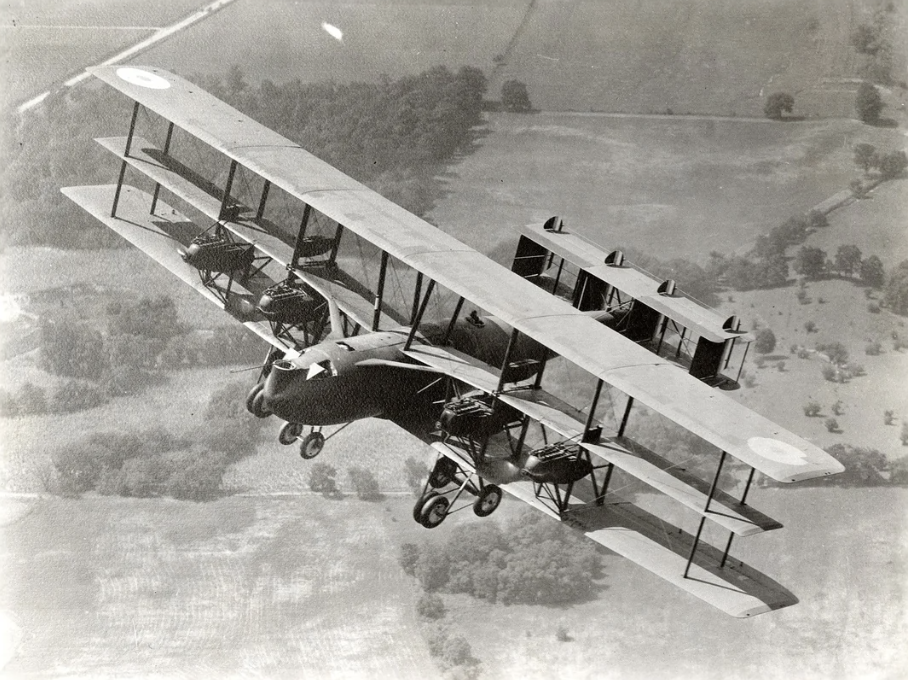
[88,66,843,483]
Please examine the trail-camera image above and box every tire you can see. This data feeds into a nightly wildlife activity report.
[412,491,439,523]
[428,457,457,489]
[419,496,450,528]
[299,431,325,459]
[278,421,304,445]
[473,485,502,517]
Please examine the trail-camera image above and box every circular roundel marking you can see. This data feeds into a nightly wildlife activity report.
[116,67,171,90]
[747,437,809,466]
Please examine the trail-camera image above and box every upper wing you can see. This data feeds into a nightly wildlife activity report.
[87,66,842,483]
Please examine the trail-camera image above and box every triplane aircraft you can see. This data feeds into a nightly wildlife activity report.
[64,66,843,618]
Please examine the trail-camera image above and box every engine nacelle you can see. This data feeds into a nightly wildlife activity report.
[522,442,592,485]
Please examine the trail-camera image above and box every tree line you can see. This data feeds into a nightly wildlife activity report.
[0,64,488,249]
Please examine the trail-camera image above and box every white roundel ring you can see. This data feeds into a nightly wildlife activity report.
[747,437,809,466]
[116,67,171,90]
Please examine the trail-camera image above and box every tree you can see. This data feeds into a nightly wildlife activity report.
[17,382,47,415]
[39,319,108,379]
[834,245,862,277]
[764,92,794,119]
[403,456,429,494]
[308,462,337,495]
[501,80,532,112]
[851,23,885,56]
[794,247,826,279]
[803,401,821,417]
[860,255,886,288]
[416,593,447,620]
[754,328,777,354]
[883,260,908,315]
[107,295,182,340]
[348,466,381,500]
[853,143,878,174]
[855,82,884,123]
[878,150,907,179]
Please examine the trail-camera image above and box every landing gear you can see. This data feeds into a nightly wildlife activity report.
[299,430,325,459]
[473,484,502,517]
[428,457,457,488]
[278,421,304,445]
[413,491,439,522]
[419,495,450,528]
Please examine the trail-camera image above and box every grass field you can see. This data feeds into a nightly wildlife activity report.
[132,0,907,118]
[430,112,906,263]
[0,0,204,110]
[0,494,437,679]
[1,487,905,679]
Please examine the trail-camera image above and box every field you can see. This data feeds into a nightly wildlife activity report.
[135,0,907,118]
[1,487,905,679]
[430,112,906,264]
[0,0,204,110]
[2,0,907,678]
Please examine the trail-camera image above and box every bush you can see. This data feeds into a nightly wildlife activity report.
[831,400,844,416]
[556,626,571,642]
[821,364,838,382]
[804,321,817,334]
[52,379,108,413]
[803,401,821,417]
[884,410,895,425]
[501,79,532,112]
[309,463,337,495]
[16,382,47,415]
[754,327,777,354]
[764,92,794,119]
[416,593,447,620]
[868,302,881,314]
[399,543,419,576]
[825,418,840,433]
[816,342,849,365]
[855,81,884,123]
[39,319,108,379]
[404,456,429,495]
[348,466,381,500]
[776,361,786,372]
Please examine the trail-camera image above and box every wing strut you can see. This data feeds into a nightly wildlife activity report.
[218,159,238,221]
[372,251,389,331]
[684,450,727,578]
[149,121,175,215]
[405,278,436,350]
[111,100,140,217]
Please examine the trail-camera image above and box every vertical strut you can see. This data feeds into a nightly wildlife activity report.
[442,297,465,345]
[735,342,751,384]
[618,396,635,437]
[291,204,312,269]
[410,273,424,326]
[218,160,238,222]
[719,533,735,569]
[495,328,521,394]
[703,450,727,513]
[328,224,344,266]
[150,121,174,215]
[405,279,435,351]
[372,251,389,332]
[111,101,140,218]
[684,518,707,578]
[256,180,271,220]
[551,257,565,293]
[584,379,604,437]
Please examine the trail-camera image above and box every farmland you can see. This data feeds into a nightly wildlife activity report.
[2,0,907,678]
[1,487,905,679]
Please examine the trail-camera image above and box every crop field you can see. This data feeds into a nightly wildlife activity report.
[0,494,437,679]
[0,0,204,110]
[1,487,905,678]
[132,0,905,117]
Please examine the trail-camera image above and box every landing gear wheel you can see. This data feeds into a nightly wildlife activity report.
[412,491,439,523]
[428,457,457,488]
[419,495,450,528]
[299,431,325,459]
[279,422,304,445]
[473,485,502,517]
[251,390,272,418]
